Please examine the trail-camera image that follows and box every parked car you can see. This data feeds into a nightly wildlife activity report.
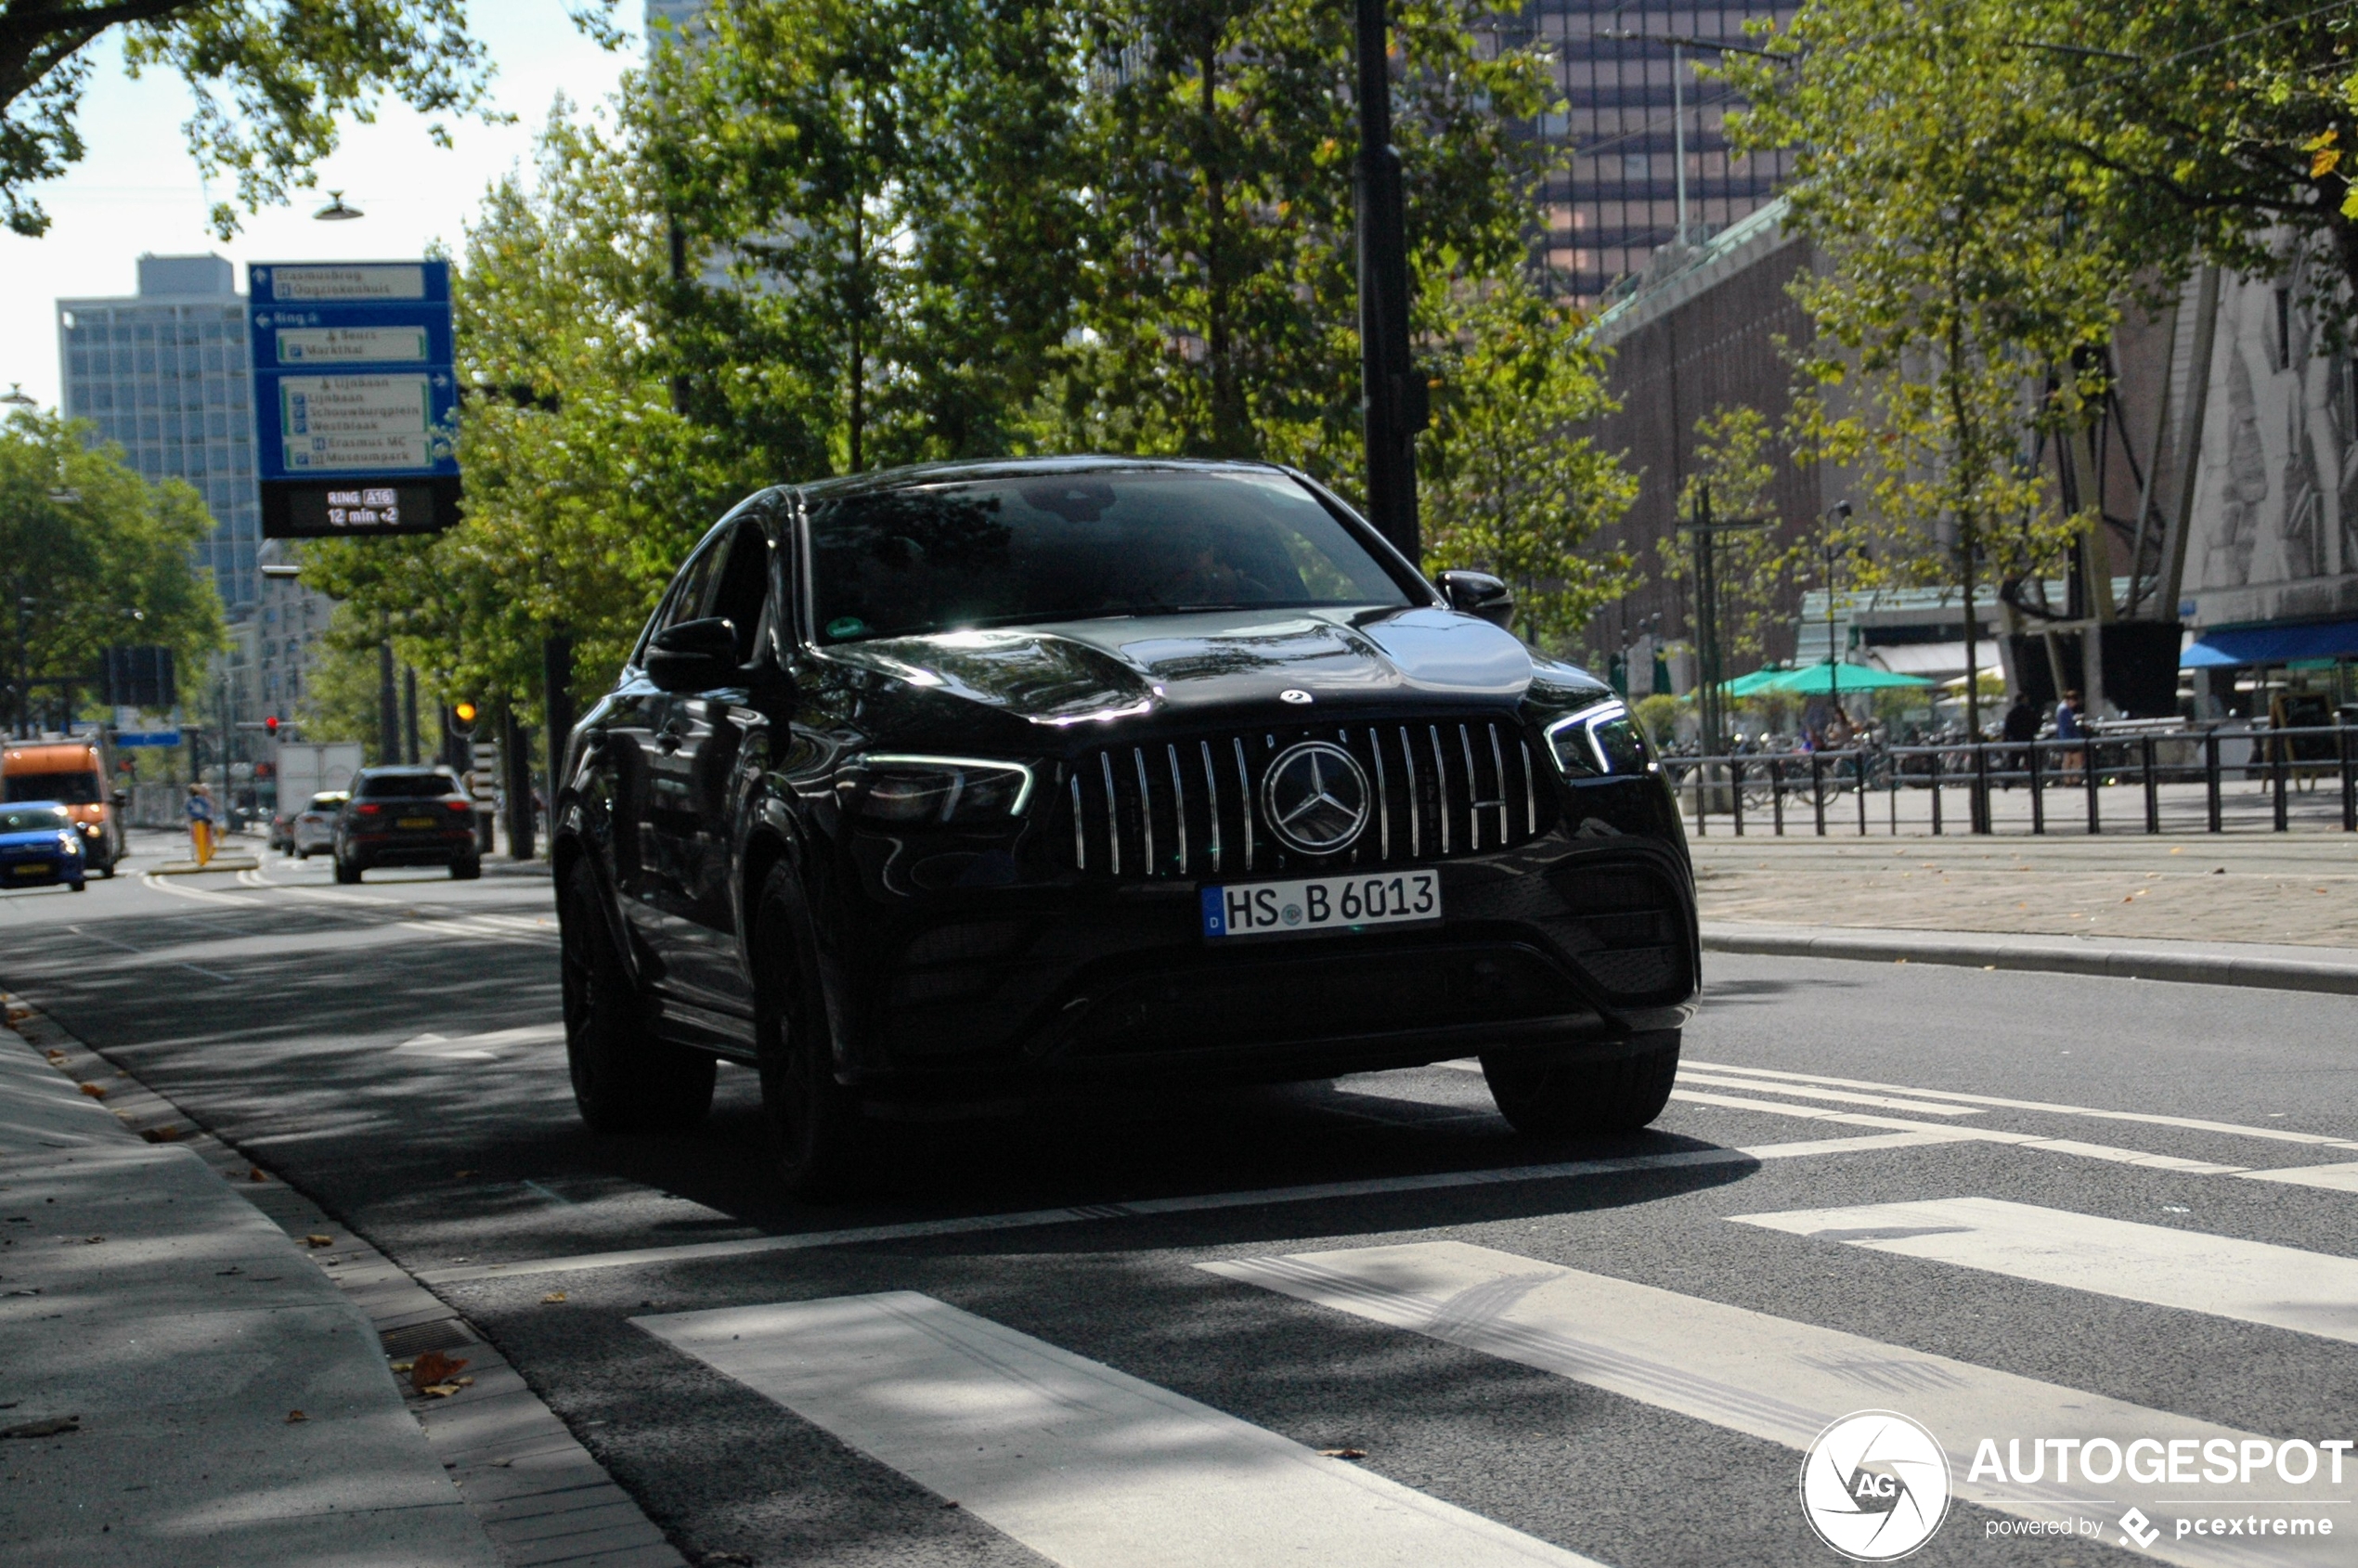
[552,457,1698,1194]
[0,802,88,892]
[289,791,348,858]
[333,768,480,883]
[2,742,122,876]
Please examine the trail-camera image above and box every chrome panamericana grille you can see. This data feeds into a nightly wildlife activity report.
[1064,720,1547,879]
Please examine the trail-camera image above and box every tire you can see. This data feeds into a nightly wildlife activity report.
[296,849,310,861]
[752,863,863,1197]
[333,855,362,885]
[450,857,482,881]
[560,862,714,1133]
[69,880,86,893]
[1482,1030,1681,1137]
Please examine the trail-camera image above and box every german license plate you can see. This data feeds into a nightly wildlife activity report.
[397,816,436,829]
[12,862,47,876]
[1201,870,1439,939]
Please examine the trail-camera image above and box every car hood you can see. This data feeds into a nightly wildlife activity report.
[0,828,72,851]
[823,607,1545,727]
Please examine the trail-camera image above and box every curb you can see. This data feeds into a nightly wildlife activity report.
[1701,925,2358,997]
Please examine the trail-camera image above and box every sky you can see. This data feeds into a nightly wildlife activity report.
[0,3,642,412]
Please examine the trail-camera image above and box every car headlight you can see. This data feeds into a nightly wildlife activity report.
[1544,701,1653,779]
[57,832,83,855]
[839,755,1035,824]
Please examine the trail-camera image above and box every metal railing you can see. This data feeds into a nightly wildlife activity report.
[1658,724,2358,836]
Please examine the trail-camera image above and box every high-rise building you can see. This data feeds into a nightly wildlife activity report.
[56,253,262,616]
[1522,2,1798,305]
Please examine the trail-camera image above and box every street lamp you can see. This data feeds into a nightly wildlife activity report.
[313,190,364,221]
[1,383,34,409]
[1816,501,1858,712]
[1596,21,1792,250]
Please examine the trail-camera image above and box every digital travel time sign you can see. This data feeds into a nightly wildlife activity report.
[249,261,460,538]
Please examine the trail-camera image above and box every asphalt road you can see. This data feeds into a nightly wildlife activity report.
[5,830,2355,1568]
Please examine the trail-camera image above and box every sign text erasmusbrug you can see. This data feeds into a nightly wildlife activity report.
[249,261,459,538]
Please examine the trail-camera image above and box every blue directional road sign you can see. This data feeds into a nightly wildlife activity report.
[249,261,460,538]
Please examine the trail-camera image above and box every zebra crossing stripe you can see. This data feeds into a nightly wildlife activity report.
[1200,1241,2347,1568]
[2240,1161,2358,1195]
[1669,1087,2249,1173]
[1730,1196,2358,1345]
[633,1291,1607,1568]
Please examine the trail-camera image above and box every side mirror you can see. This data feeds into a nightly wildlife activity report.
[110,792,128,808]
[646,617,740,693]
[1437,570,1516,631]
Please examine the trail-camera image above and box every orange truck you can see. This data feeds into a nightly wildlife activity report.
[1,741,123,877]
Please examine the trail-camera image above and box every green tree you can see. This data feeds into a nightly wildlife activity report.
[641,0,1086,475]
[0,409,223,727]
[1725,0,2128,734]
[303,102,743,725]
[0,0,564,237]
[1421,279,1637,657]
[1045,0,1558,495]
[1654,406,1810,673]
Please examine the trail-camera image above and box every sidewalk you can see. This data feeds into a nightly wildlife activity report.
[1695,836,2358,993]
[0,1007,500,1567]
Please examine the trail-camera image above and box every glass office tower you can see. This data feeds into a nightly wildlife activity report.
[1522,2,1798,304]
[56,254,261,616]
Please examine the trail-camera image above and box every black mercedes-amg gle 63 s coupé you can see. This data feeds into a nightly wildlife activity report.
[552,457,1698,1192]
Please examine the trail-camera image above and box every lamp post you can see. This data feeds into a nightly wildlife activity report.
[1816,501,1858,716]
[1354,0,1426,561]
[1595,25,1792,250]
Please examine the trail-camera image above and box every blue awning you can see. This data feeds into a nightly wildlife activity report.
[2181,619,2358,668]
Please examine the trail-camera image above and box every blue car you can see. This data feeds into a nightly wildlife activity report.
[0,802,88,892]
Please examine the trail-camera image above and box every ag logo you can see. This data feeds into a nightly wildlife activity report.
[1800,1410,1952,1561]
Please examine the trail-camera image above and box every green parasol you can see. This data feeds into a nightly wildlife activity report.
[1761,661,1934,694]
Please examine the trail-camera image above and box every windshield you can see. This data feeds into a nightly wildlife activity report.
[1,805,71,833]
[358,771,460,799]
[6,771,99,804]
[808,470,1411,644]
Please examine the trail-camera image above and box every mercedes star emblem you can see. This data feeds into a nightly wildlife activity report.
[1260,741,1372,855]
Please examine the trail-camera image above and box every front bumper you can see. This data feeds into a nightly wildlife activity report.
[0,853,82,888]
[832,832,1697,1087]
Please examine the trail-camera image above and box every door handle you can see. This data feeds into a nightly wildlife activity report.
[656,720,687,754]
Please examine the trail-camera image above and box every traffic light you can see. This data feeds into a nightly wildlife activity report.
[444,701,478,772]
[264,715,279,737]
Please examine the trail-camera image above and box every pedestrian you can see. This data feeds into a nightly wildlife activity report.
[185,783,217,867]
[2055,688,2084,784]
[2001,692,2039,787]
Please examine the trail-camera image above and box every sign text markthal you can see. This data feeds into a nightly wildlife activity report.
[250,261,460,538]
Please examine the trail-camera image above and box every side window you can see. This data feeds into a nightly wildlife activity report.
[708,519,771,664]
[635,540,721,667]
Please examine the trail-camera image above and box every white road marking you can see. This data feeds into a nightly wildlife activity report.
[415,1133,1931,1286]
[1730,1196,2358,1345]
[1673,1071,1985,1117]
[1671,1089,2248,1173]
[394,1023,565,1060]
[1201,1240,2348,1568]
[637,1290,1606,1568]
[1686,1059,2358,1154]
[2242,1161,2358,1195]
[140,871,259,906]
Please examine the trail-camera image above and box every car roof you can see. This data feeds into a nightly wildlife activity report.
[356,765,455,775]
[792,454,1297,505]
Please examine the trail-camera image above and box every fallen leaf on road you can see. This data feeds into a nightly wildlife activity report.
[138,1126,181,1144]
[304,1235,334,1248]
[420,1378,474,1398]
[43,1049,63,1063]
[246,1167,268,1183]
[77,1083,107,1100]
[82,1235,103,1244]
[1,1416,80,1440]
[285,1410,307,1424]
[389,1361,414,1374]
[1318,1447,1368,1459]
[408,1350,469,1393]
[541,1291,567,1304]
